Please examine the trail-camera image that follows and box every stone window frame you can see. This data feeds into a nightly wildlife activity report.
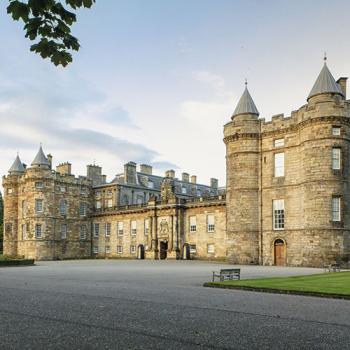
[274,138,285,148]
[35,181,44,189]
[93,223,100,238]
[22,223,26,240]
[105,246,111,254]
[93,246,98,254]
[80,225,87,240]
[59,199,67,216]
[130,220,137,236]
[7,188,13,194]
[105,222,111,237]
[331,195,342,223]
[117,221,124,236]
[35,224,42,239]
[207,214,215,233]
[35,199,43,213]
[130,245,136,254]
[272,199,285,231]
[274,152,285,178]
[189,244,197,253]
[117,245,123,254]
[331,125,341,136]
[79,202,87,217]
[189,215,197,233]
[207,244,215,254]
[60,223,67,240]
[144,218,150,235]
[331,147,342,170]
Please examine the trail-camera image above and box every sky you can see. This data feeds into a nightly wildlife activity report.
[1,0,350,187]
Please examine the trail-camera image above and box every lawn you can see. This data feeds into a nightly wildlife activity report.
[206,272,350,297]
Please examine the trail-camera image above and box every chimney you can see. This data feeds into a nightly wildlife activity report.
[124,161,137,184]
[87,164,103,186]
[190,175,197,184]
[182,172,189,182]
[210,178,218,189]
[47,154,52,169]
[337,77,347,98]
[165,169,175,179]
[140,164,152,175]
[56,162,72,175]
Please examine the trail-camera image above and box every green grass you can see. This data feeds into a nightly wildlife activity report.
[208,272,350,296]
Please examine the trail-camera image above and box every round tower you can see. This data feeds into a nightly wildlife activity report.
[224,84,261,264]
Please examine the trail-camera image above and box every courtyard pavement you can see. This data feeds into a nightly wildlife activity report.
[0,260,349,349]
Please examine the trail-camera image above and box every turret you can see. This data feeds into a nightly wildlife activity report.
[31,145,50,169]
[8,154,25,176]
[224,82,261,264]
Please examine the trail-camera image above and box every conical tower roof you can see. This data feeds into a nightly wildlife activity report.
[8,154,25,175]
[31,145,50,167]
[308,61,344,100]
[232,85,259,118]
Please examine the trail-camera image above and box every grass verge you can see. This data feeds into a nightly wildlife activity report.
[204,272,350,300]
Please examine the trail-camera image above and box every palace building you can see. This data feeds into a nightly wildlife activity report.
[3,60,350,267]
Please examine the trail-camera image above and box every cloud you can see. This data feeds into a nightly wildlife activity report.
[0,64,177,179]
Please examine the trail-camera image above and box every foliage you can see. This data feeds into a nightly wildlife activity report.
[0,191,3,252]
[210,272,350,296]
[6,0,95,66]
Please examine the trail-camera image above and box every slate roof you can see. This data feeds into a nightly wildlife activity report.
[8,154,25,174]
[308,63,344,100]
[232,86,259,117]
[31,145,50,167]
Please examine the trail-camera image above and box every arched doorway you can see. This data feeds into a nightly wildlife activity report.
[160,241,168,260]
[137,244,145,259]
[274,239,286,266]
[182,244,190,260]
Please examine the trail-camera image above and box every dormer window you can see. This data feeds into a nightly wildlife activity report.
[182,187,187,194]
[148,181,154,189]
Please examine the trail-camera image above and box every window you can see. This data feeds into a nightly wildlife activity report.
[35,199,43,213]
[60,186,66,193]
[189,216,197,233]
[190,244,197,253]
[182,187,187,194]
[35,182,44,189]
[207,244,215,253]
[107,190,113,197]
[274,139,285,147]
[80,203,87,216]
[332,197,341,222]
[106,246,111,254]
[197,189,202,197]
[35,224,42,238]
[94,223,100,238]
[273,199,285,230]
[117,245,123,254]
[22,200,27,217]
[130,220,137,235]
[105,222,111,237]
[61,224,67,239]
[80,225,86,240]
[117,222,124,236]
[107,199,113,208]
[130,245,136,254]
[95,191,101,198]
[274,153,284,177]
[7,188,13,194]
[59,200,66,216]
[144,219,150,235]
[137,196,143,205]
[80,188,87,195]
[332,148,341,170]
[22,224,26,240]
[93,246,98,254]
[148,181,154,189]
[207,215,215,232]
[95,201,101,209]
[332,127,341,136]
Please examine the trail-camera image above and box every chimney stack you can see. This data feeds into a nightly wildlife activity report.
[124,162,137,185]
[337,77,347,98]
[140,164,152,175]
[47,154,52,169]
[190,175,197,184]
[165,169,175,179]
[210,178,218,189]
[182,172,189,182]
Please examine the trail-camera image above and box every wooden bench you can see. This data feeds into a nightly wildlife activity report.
[324,263,340,272]
[212,268,241,282]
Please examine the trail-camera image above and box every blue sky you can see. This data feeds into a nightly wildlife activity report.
[1,0,350,185]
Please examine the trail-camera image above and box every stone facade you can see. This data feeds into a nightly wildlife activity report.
[3,60,350,267]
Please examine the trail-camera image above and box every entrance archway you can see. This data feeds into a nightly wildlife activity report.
[160,241,168,260]
[182,244,190,260]
[274,239,286,266]
[137,244,145,259]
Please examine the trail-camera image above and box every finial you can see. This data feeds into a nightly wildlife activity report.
[40,142,42,147]
[324,52,327,63]
[244,78,248,87]
[93,159,96,166]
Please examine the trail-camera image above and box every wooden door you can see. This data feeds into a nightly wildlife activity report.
[274,240,285,266]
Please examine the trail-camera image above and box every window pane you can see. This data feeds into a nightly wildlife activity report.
[274,139,284,147]
[332,127,341,136]
[273,199,285,230]
[332,148,341,170]
[274,153,284,177]
[332,197,341,221]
